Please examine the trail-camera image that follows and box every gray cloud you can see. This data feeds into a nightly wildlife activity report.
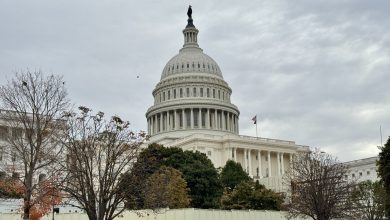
[1,0,389,162]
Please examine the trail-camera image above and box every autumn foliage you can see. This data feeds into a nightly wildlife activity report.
[0,177,24,198]
[29,179,62,220]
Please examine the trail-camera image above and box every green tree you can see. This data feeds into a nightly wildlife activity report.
[347,180,386,220]
[143,166,190,209]
[119,144,183,209]
[378,136,390,217]
[120,144,223,209]
[220,180,283,210]
[220,160,250,190]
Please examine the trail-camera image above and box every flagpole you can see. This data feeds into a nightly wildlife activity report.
[256,114,258,138]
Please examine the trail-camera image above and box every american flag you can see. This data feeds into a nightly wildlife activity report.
[252,115,257,124]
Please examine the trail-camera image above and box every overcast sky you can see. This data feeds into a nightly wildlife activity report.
[1,0,389,162]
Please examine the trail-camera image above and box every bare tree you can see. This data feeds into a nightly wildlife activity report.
[285,149,354,220]
[0,70,69,220]
[60,107,145,220]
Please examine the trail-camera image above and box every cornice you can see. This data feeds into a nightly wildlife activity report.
[153,74,231,95]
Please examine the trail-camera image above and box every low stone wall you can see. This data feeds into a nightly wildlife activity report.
[0,208,308,220]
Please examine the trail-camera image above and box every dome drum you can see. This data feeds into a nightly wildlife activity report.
[146,107,239,138]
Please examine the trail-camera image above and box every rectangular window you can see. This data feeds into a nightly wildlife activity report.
[193,88,197,97]
[218,90,221,99]
[180,88,183,98]
[207,151,212,156]
[12,128,23,139]
[367,171,370,175]
[168,90,171,100]
[213,89,216,98]
[163,92,166,101]
[173,89,176,99]
[186,88,190,97]
[0,126,8,140]
[207,88,210,97]
[11,151,17,162]
[200,88,203,97]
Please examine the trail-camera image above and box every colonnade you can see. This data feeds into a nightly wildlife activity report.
[147,108,238,135]
[231,148,293,178]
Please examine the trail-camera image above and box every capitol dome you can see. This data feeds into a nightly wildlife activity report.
[146,13,240,142]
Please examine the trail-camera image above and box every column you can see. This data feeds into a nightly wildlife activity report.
[258,151,262,178]
[159,112,163,132]
[182,109,186,129]
[199,108,202,128]
[214,110,218,130]
[268,151,272,177]
[227,112,230,131]
[248,149,252,177]
[290,153,293,171]
[206,109,210,129]
[167,111,170,131]
[244,149,248,173]
[190,108,194,129]
[174,110,178,130]
[154,114,157,133]
[277,152,281,176]
[222,111,226,130]
[281,153,285,175]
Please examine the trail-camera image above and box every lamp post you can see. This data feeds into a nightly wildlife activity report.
[52,206,59,220]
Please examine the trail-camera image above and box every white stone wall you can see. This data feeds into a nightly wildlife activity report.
[0,209,308,220]
[343,156,379,182]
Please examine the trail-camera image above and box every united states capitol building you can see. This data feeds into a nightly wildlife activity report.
[144,12,309,192]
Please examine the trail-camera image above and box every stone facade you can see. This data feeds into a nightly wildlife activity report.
[343,156,379,183]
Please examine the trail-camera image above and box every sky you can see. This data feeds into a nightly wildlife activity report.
[0,0,389,162]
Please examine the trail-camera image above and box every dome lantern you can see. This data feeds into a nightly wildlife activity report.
[182,7,200,50]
